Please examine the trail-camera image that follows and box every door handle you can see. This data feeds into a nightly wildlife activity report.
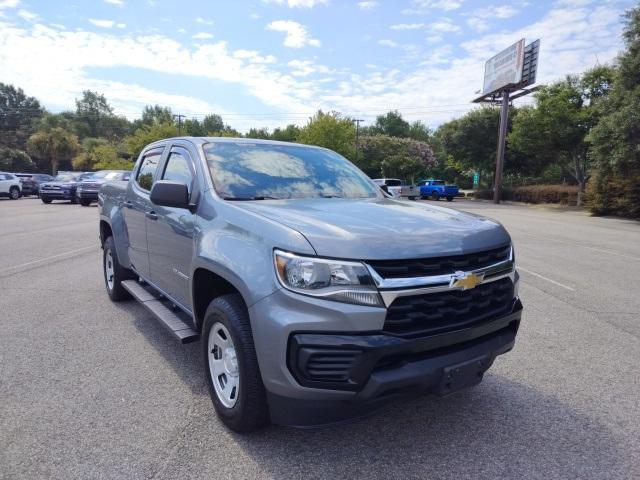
[145,211,158,221]
[124,200,133,209]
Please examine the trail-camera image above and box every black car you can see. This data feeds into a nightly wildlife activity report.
[76,170,131,206]
[15,173,54,196]
[40,172,93,204]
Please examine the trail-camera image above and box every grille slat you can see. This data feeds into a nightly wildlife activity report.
[369,245,511,279]
[384,278,514,337]
[300,350,361,382]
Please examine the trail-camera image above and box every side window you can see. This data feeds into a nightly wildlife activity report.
[135,147,163,191]
[0,174,6,180]
[162,149,194,194]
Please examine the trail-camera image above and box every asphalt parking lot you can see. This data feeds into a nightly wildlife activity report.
[1,197,639,480]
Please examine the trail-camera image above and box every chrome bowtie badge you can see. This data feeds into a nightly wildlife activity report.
[450,271,485,290]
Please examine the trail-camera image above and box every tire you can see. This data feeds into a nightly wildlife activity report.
[103,236,135,302]
[431,191,440,201]
[409,196,417,201]
[203,294,270,433]
[41,198,52,204]
[9,187,20,200]
[80,199,91,207]
[446,196,454,202]
[70,196,78,204]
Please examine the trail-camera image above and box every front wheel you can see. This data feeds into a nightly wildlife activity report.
[41,198,52,204]
[431,191,440,201]
[446,196,454,202]
[80,199,91,206]
[203,294,270,433]
[9,187,20,200]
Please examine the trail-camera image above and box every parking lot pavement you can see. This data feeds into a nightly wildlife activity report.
[1,197,638,480]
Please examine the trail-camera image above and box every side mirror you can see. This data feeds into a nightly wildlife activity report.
[380,185,390,194]
[150,180,190,209]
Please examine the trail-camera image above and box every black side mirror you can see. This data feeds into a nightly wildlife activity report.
[150,180,190,209]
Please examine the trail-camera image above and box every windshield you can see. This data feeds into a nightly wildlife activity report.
[203,143,378,200]
[53,174,76,182]
[91,170,121,180]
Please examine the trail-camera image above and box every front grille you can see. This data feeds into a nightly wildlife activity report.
[80,182,99,189]
[298,348,362,382]
[384,277,514,337]
[42,185,61,190]
[368,245,511,279]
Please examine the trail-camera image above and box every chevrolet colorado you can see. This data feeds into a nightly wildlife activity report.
[98,137,522,432]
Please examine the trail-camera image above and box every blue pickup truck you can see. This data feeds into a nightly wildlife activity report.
[418,179,459,201]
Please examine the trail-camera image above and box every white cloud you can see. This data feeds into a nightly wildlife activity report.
[17,9,36,21]
[104,0,123,5]
[378,39,399,47]
[196,17,213,25]
[193,32,214,39]
[391,23,425,30]
[287,59,332,76]
[88,18,116,28]
[262,0,328,7]
[427,19,461,33]
[466,17,489,33]
[357,1,378,9]
[116,23,126,29]
[177,28,186,34]
[403,0,464,14]
[267,20,320,48]
[0,0,20,8]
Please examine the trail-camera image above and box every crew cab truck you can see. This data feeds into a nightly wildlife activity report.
[99,137,522,432]
[418,179,459,201]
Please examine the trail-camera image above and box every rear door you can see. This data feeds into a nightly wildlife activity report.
[124,146,165,277]
[146,145,198,309]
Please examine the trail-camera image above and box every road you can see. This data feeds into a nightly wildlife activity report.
[1,197,638,480]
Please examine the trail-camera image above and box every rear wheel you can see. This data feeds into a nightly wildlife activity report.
[9,187,20,200]
[41,198,52,204]
[80,199,91,206]
[431,191,440,201]
[103,236,135,301]
[203,294,270,433]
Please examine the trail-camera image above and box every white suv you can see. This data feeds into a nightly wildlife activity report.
[0,172,22,200]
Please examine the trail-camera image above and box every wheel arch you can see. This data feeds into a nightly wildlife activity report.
[192,267,248,332]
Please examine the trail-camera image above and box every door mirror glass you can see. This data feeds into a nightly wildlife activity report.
[150,180,190,209]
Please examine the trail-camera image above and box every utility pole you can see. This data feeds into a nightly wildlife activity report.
[493,90,510,204]
[354,119,364,163]
[173,114,186,135]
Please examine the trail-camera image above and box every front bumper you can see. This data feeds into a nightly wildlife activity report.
[40,190,75,200]
[77,190,99,201]
[251,285,522,427]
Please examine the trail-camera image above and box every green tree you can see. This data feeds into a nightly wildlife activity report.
[357,134,437,180]
[271,124,300,142]
[139,105,173,126]
[246,127,270,139]
[124,121,178,159]
[371,110,410,138]
[0,83,44,150]
[297,110,355,159]
[407,120,432,142]
[74,90,128,139]
[0,147,36,171]
[27,121,80,174]
[203,114,225,134]
[587,6,640,218]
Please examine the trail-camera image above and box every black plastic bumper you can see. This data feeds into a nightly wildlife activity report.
[270,299,522,427]
[40,191,75,200]
[77,191,99,201]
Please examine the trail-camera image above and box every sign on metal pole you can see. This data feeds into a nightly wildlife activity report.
[482,39,525,96]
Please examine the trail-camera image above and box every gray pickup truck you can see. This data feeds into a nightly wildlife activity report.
[99,137,522,432]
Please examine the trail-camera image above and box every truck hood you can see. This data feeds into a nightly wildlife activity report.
[234,198,510,260]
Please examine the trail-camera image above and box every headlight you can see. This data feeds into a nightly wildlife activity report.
[274,250,383,307]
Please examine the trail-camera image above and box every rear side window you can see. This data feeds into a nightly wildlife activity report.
[0,174,6,180]
[162,149,194,194]
[386,179,402,187]
[136,147,164,191]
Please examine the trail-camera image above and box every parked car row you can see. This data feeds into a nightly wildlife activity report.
[373,177,459,201]
[40,170,131,205]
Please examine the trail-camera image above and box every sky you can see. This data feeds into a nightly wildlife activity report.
[0,0,636,132]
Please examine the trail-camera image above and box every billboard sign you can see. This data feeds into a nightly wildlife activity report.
[482,39,525,95]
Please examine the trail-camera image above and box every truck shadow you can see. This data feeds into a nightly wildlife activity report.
[120,304,631,479]
[233,377,631,479]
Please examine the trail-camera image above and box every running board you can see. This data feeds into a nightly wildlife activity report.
[121,280,199,344]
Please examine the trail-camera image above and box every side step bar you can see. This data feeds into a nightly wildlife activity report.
[121,280,199,344]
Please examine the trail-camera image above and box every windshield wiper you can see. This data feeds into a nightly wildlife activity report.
[223,196,279,201]
[321,194,343,198]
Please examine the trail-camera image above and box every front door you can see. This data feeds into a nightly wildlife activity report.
[124,146,164,277]
[146,146,196,309]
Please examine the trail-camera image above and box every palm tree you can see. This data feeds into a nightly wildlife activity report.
[27,125,80,174]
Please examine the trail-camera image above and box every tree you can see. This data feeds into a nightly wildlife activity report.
[27,121,80,174]
[357,134,437,180]
[0,83,44,150]
[0,147,36,171]
[124,121,178,159]
[271,124,300,142]
[587,6,640,218]
[74,90,115,139]
[246,127,270,139]
[297,110,355,159]
[139,105,173,126]
[202,114,224,134]
[407,120,432,142]
[370,110,410,138]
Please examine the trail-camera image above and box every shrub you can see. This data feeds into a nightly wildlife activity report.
[472,185,580,205]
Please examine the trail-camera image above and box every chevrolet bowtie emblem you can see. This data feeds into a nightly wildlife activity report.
[450,271,485,290]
